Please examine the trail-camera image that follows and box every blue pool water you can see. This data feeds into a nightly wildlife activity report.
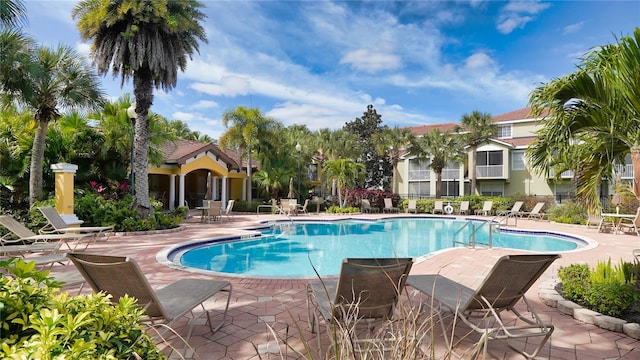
[172,218,586,278]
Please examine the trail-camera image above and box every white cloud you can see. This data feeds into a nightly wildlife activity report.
[75,42,91,58]
[497,0,550,34]
[192,100,218,109]
[563,21,585,34]
[340,48,402,73]
[464,52,495,70]
[172,112,195,121]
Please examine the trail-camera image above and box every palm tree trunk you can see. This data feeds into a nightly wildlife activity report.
[247,148,252,204]
[632,147,640,197]
[435,171,442,198]
[133,68,153,217]
[28,119,48,205]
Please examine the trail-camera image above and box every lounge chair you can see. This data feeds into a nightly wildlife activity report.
[38,206,114,247]
[618,206,640,236]
[67,253,232,342]
[520,202,545,219]
[407,254,560,359]
[361,199,379,213]
[474,200,493,216]
[297,199,310,215]
[587,212,615,233]
[383,198,399,213]
[406,199,417,214]
[307,257,413,355]
[432,200,444,214]
[224,199,235,221]
[0,215,90,252]
[458,200,470,215]
[496,201,523,216]
[203,200,222,223]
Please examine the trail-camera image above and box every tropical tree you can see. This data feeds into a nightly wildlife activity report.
[312,128,360,196]
[0,0,26,28]
[373,126,416,193]
[73,0,207,216]
[456,111,497,195]
[219,106,278,204]
[528,28,640,212]
[413,129,465,198]
[322,158,365,207]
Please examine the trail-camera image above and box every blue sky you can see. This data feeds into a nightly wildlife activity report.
[23,1,639,140]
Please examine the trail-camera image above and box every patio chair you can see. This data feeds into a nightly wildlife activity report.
[458,200,470,215]
[474,201,493,216]
[204,200,222,223]
[297,199,310,215]
[618,206,640,236]
[407,254,561,359]
[38,206,114,248]
[496,201,523,217]
[307,257,413,355]
[361,199,379,213]
[224,199,235,221]
[406,199,417,214]
[587,212,615,233]
[67,253,232,342]
[520,202,545,219]
[0,215,90,252]
[432,200,444,214]
[383,198,399,213]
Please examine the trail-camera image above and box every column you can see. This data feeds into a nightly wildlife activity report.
[169,174,176,210]
[178,174,186,208]
[212,176,219,200]
[221,176,228,211]
[242,178,247,201]
[51,163,82,225]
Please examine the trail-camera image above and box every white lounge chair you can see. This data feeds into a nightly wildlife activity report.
[520,202,545,219]
[497,201,523,216]
[406,199,417,214]
[458,200,470,215]
[474,201,493,216]
[383,198,399,213]
[432,200,444,214]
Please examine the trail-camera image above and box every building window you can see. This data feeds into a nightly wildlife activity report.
[480,182,504,196]
[497,124,512,138]
[409,158,430,181]
[512,150,525,170]
[408,181,430,197]
[440,181,459,197]
[555,182,575,202]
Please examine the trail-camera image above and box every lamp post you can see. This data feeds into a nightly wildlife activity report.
[296,142,302,204]
[126,104,136,195]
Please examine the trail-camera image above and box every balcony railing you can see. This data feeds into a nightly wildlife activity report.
[615,164,634,179]
[476,165,503,178]
[441,168,460,180]
[548,169,575,179]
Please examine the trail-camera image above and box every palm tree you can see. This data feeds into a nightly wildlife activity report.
[456,111,497,195]
[414,129,465,198]
[73,0,207,216]
[373,126,416,193]
[528,28,640,211]
[0,0,26,28]
[322,158,365,207]
[13,45,105,205]
[219,106,277,204]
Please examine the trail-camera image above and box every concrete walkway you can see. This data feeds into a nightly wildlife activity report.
[49,212,640,359]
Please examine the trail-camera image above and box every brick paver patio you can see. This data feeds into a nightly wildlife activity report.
[48,212,640,359]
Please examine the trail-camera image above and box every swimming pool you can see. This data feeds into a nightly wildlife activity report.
[160,217,591,278]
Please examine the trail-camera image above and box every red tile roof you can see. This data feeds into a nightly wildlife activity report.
[160,139,240,170]
[492,107,550,122]
[410,122,459,136]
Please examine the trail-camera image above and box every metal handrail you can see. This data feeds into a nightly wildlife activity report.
[452,219,494,249]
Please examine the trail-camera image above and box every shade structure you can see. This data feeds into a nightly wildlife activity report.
[205,172,212,200]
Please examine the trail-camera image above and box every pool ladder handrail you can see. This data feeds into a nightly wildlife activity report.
[491,211,519,228]
[452,219,497,249]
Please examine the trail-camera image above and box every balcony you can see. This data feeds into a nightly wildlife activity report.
[476,165,503,178]
[548,169,575,179]
[615,164,634,179]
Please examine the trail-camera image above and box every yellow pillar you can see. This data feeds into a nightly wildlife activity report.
[51,163,82,224]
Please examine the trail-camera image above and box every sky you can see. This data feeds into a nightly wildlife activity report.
[23,0,640,140]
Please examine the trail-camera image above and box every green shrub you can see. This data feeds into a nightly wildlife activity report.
[326,206,360,214]
[0,258,166,359]
[233,200,260,212]
[547,201,587,224]
[558,263,590,301]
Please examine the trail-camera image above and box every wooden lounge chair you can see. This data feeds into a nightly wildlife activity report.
[432,200,444,214]
[307,257,413,355]
[497,201,523,216]
[458,200,470,215]
[383,198,399,213]
[67,253,232,342]
[474,200,493,216]
[407,254,560,359]
[406,199,417,214]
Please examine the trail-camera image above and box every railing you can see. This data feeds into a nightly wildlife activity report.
[491,212,519,227]
[441,168,460,180]
[476,165,503,178]
[615,164,634,179]
[452,220,494,249]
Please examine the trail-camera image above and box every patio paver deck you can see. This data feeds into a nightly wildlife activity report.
[48,212,640,359]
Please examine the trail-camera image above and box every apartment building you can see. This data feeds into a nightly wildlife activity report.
[395,107,629,200]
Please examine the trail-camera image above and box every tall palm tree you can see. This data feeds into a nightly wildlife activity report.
[73,0,207,216]
[373,126,416,193]
[528,28,640,211]
[456,111,497,195]
[14,45,105,205]
[312,128,359,196]
[414,129,465,198]
[219,106,277,204]
[0,0,26,28]
[322,158,365,207]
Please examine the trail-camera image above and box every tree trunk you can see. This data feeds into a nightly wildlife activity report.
[28,118,48,205]
[435,171,442,198]
[133,68,153,217]
[632,147,640,197]
[470,147,477,195]
[392,161,397,194]
[247,148,252,204]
